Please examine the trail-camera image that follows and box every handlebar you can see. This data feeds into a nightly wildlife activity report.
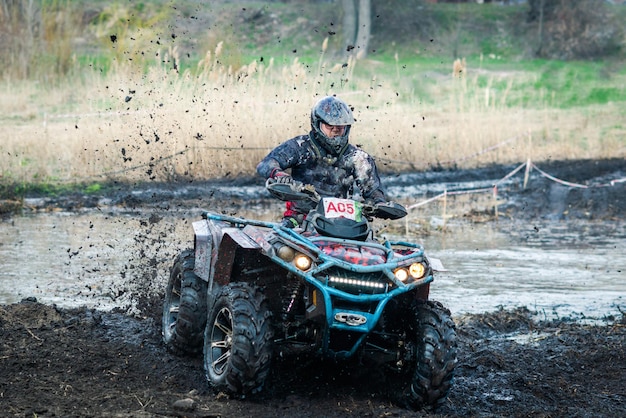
[265,178,407,220]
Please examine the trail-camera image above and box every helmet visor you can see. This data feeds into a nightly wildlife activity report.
[321,122,347,137]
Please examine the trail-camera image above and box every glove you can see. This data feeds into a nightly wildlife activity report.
[275,175,293,184]
[271,169,293,184]
[374,201,408,220]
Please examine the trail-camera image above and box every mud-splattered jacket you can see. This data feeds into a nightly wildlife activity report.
[256,133,387,216]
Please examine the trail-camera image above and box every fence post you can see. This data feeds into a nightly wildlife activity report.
[524,129,532,189]
[523,158,531,189]
[493,185,498,219]
[442,189,447,229]
[405,210,409,237]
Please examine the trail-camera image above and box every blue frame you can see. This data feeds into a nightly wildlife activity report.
[205,212,433,358]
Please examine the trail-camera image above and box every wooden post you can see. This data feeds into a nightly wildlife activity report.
[493,186,498,219]
[405,210,409,237]
[523,130,533,189]
[523,158,532,189]
[442,189,447,230]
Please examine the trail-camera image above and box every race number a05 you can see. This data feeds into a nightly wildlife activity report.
[322,198,362,221]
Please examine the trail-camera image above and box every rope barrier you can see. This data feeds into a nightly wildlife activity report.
[495,161,527,185]
[407,192,446,210]
[43,110,150,128]
[530,163,588,189]
[406,159,625,214]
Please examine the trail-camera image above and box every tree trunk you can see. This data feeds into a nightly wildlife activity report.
[536,0,545,56]
[341,0,356,55]
[354,0,371,59]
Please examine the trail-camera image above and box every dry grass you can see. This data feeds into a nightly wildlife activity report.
[1,47,624,185]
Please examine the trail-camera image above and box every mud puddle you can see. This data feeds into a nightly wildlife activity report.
[420,220,625,321]
[1,210,623,321]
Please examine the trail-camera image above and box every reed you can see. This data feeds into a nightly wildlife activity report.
[1,40,624,187]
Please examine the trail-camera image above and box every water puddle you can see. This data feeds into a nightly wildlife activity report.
[1,210,624,320]
[415,220,625,320]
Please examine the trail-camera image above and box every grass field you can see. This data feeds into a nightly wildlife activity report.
[0,1,624,194]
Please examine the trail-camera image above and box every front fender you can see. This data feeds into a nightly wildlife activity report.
[192,219,233,283]
[211,228,263,286]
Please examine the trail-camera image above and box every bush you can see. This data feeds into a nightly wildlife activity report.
[0,0,85,81]
[529,0,623,60]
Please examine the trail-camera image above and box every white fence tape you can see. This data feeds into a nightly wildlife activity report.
[407,159,625,212]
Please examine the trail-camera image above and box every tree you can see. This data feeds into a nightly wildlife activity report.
[341,0,371,59]
[528,0,623,59]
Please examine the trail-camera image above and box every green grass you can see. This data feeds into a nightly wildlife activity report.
[0,179,106,200]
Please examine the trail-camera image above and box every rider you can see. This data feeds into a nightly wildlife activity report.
[256,95,389,228]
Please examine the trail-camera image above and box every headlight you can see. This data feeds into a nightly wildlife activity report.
[409,262,426,279]
[277,245,295,262]
[394,268,409,282]
[294,254,312,271]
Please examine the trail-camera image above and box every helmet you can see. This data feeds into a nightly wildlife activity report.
[310,96,355,155]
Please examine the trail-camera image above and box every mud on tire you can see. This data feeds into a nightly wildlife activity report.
[204,282,274,396]
[162,249,208,355]
[391,300,457,410]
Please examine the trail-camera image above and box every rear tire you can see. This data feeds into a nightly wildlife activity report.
[162,250,207,355]
[204,283,274,396]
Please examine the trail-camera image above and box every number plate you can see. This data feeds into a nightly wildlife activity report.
[322,198,362,221]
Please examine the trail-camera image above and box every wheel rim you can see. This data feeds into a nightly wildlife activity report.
[164,271,182,339]
[210,307,233,376]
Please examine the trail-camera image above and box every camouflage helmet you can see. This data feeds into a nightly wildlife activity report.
[310,96,355,155]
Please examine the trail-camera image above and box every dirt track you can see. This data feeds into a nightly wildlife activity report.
[1,300,624,417]
[1,158,625,417]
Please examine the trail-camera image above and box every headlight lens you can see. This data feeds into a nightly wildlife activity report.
[409,262,426,279]
[294,254,312,271]
[277,245,295,262]
[394,268,409,282]
[395,263,426,283]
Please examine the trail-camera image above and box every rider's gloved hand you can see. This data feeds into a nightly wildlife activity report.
[375,201,405,211]
[374,201,408,220]
[271,169,294,184]
[276,175,294,184]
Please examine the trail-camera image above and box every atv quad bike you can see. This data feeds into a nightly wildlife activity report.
[163,180,457,409]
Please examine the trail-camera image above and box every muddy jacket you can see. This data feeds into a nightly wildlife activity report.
[257,132,387,215]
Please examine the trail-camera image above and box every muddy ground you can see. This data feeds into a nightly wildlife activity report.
[1,300,624,418]
[1,158,625,417]
[7,157,625,221]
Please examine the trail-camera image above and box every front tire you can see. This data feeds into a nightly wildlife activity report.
[204,283,274,396]
[390,300,457,410]
[162,249,208,355]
